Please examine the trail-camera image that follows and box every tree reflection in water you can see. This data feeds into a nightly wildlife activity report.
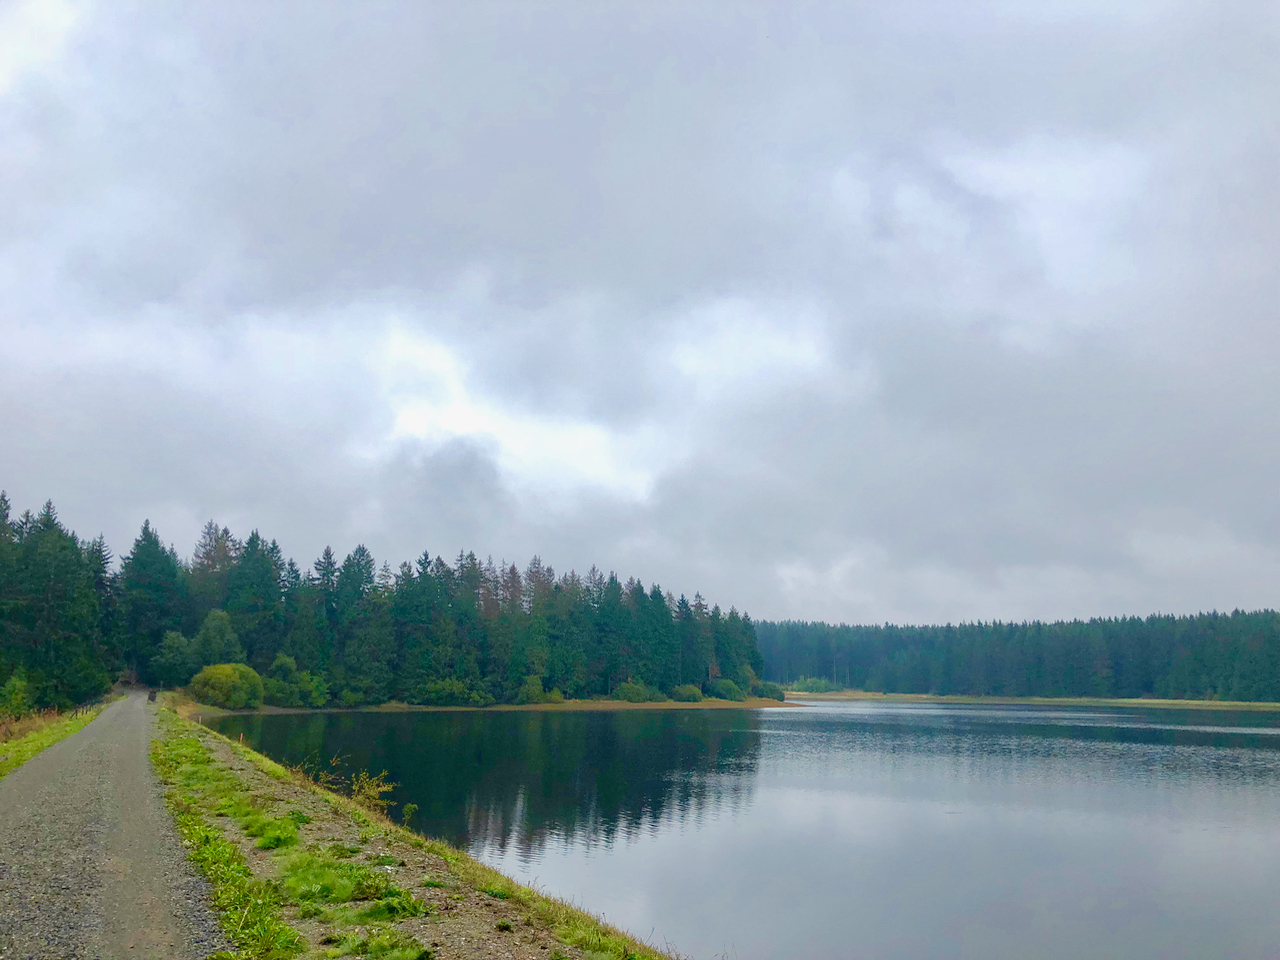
[210,709,762,858]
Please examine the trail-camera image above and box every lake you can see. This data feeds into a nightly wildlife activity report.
[208,701,1280,959]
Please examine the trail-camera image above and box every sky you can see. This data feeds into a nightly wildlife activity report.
[1,0,1276,625]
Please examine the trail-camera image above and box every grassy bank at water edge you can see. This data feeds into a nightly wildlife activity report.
[152,697,679,960]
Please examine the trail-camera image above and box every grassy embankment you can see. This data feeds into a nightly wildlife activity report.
[0,703,112,780]
[152,697,679,960]
[786,689,1280,711]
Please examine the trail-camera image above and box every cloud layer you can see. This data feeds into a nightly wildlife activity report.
[2,0,1277,622]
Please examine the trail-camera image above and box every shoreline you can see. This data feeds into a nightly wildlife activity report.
[784,689,1280,711]
[172,693,800,723]
[154,699,676,959]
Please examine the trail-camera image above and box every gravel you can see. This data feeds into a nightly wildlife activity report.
[0,693,230,960]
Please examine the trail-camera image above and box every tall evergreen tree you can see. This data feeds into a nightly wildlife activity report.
[119,520,187,684]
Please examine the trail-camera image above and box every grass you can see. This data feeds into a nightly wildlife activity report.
[150,733,307,959]
[159,696,678,960]
[0,703,110,780]
[152,715,435,960]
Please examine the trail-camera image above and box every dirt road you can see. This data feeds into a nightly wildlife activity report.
[0,693,228,960]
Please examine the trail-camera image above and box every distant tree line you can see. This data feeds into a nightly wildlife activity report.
[757,611,1279,702]
[0,494,766,710]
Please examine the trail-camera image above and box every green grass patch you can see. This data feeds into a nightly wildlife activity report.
[321,926,432,959]
[0,704,108,780]
[164,706,673,960]
[150,733,305,959]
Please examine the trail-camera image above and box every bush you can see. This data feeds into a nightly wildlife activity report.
[788,676,842,693]
[516,675,545,705]
[612,681,649,703]
[751,680,786,701]
[262,655,329,708]
[190,663,264,709]
[669,684,703,702]
[338,688,365,708]
[705,678,746,701]
[405,678,496,708]
[1,668,32,719]
[612,681,668,703]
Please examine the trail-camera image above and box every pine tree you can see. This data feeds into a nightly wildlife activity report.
[120,520,188,684]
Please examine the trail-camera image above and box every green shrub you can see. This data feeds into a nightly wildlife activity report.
[339,688,365,708]
[669,684,703,702]
[612,682,648,702]
[788,676,842,693]
[705,678,746,701]
[612,681,668,703]
[751,680,786,701]
[190,663,264,709]
[1,668,32,719]
[515,675,545,705]
[544,687,565,703]
[406,678,495,707]
[262,654,329,707]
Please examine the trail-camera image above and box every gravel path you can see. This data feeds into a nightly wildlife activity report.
[0,693,229,960]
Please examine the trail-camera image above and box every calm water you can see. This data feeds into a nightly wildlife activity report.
[209,702,1280,959]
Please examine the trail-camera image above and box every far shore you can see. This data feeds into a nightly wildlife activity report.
[172,693,800,723]
[784,689,1280,711]
[170,688,1280,725]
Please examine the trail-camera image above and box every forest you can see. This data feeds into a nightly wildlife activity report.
[4,492,1275,711]
[0,495,765,710]
[757,612,1280,702]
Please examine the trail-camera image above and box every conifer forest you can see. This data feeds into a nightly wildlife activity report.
[1,493,1275,710]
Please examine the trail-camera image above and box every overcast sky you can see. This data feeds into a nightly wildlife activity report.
[2,0,1276,624]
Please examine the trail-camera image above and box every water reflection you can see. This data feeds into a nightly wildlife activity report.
[211,708,762,860]
[210,703,1280,960]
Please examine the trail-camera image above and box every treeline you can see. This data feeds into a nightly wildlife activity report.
[757,611,1280,702]
[0,494,766,710]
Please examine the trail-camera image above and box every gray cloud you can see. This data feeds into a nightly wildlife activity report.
[1,0,1276,623]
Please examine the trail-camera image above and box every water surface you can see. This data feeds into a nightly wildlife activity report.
[210,702,1280,959]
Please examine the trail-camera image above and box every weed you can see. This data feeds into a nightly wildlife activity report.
[354,888,428,921]
[401,801,418,826]
[350,768,397,814]
[322,925,433,959]
[370,854,402,866]
[286,809,312,825]
[327,843,362,859]
[421,879,445,888]
[243,813,299,850]
[482,885,510,900]
[496,920,514,932]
